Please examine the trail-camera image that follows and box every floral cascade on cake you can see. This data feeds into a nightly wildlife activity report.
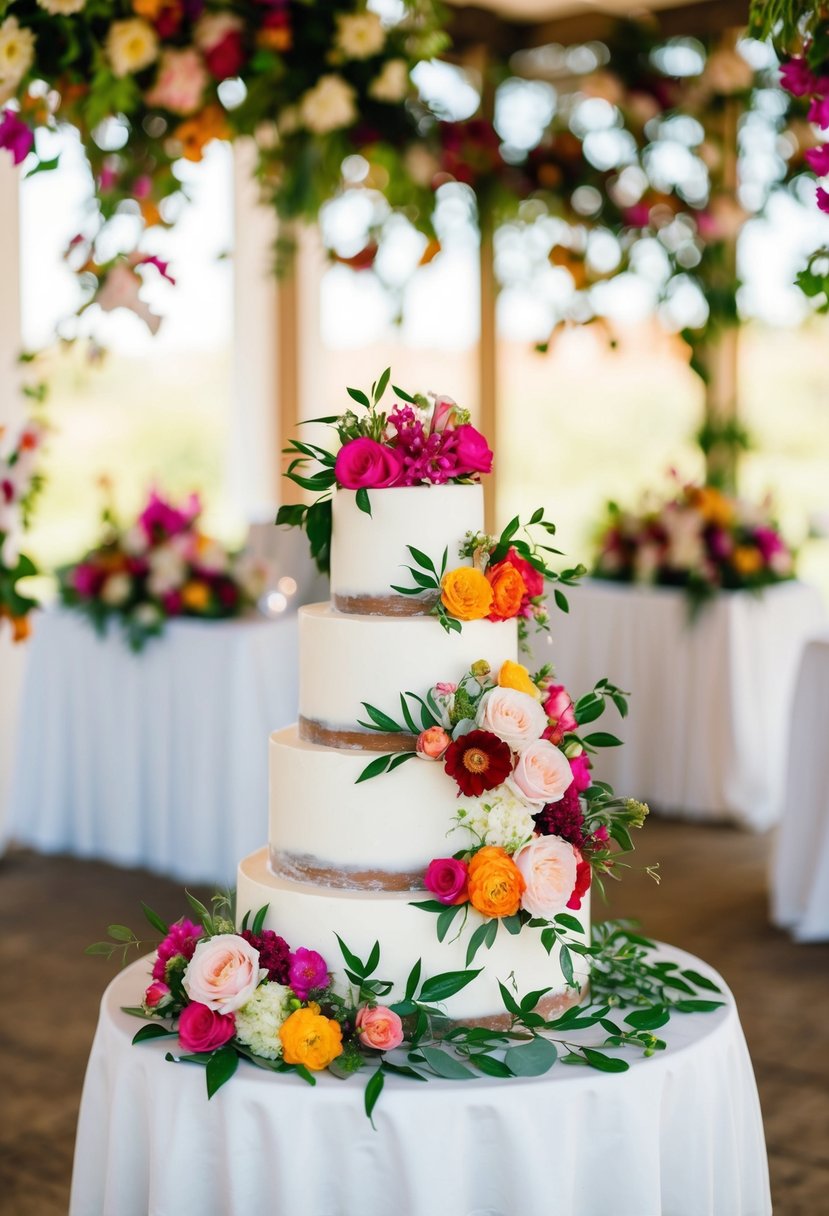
[59,487,269,650]
[593,480,795,612]
[0,417,44,642]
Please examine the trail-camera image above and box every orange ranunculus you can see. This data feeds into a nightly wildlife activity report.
[279,1008,344,1071]
[497,660,541,700]
[732,545,763,576]
[181,580,211,612]
[173,105,230,163]
[485,560,526,621]
[440,567,493,621]
[467,846,525,919]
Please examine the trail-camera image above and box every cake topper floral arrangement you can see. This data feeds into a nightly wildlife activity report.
[592,479,795,615]
[59,486,270,650]
[0,417,44,642]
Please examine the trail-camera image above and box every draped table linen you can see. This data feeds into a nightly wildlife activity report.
[7,607,299,884]
[531,580,826,830]
[771,632,829,940]
[69,945,770,1216]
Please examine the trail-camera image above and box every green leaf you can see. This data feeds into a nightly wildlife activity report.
[399,694,419,735]
[107,924,135,942]
[85,942,116,956]
[359,703,402,733]
[364,1066,385,1125]
[141,903,169,936]
[559,945,574,988]
[381,1061,427,1082]
[680,970,722,994]
[364,940,381,978]
[554,913,585,934]
[673,999,725,1013]
[419,1047,477,1080]
[505,1036,558,1077]
[502,915,522,936]
[185,890,212,929]
[436,902,464,943]
[206,1046,239,1098]
[355,487,372,517]
[132,1023,177,1045]
[391,384,416,403]
[554,589,569,613]
[472,1054,513,1078]
[498,981,522,1017]
[520,987,552,1013]
[387,753,416,774]
[293,1063,317,1087]
[251,904,269,935]
[335,934,365,978]
[465,919,496,966]
[419,969,482,1004]
[405,958,422,1000]
[347,386,370,407]
[409,899,450,914]
[406,546,437,574]
[582,732,623,748]
[582,1048,629,1073]
[356,754,394,783]
[373,367,391,403]
[624,1007,671,1030]
[540,927,556,955]
[574,696,605,726]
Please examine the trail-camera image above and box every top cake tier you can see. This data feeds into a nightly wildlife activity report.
[330,483,484,613]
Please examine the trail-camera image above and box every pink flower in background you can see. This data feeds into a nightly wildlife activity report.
[98,163,118,192]
[453,424,493,476]
[753,526,785,561]
[139,490,201,541]
[177,1002,236,1052]
[542,684,577,745]
[623,201,651,228]
[0,110,33,165]
[133,175,152,200]
[146,48,209,116]
[434,682,457,695]
[143,980,172,1010]
[162,590,183,615]
[779,56,818,97]
[707,527,733,561]
[72,563,102,599]
[151,918,202,982]
[806,144,829,177]
[136,255,176,285]
[197,14,246,80]
[288,948,328,1000]
[96,263,162,335]
[568,751,592,793]
[335,437,403,489]
[423,857,468,905]
[808,95,829,128]
[356,1005,404,1051]
[818,186,829,214]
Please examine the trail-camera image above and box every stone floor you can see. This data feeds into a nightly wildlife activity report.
[1,819,827,1215]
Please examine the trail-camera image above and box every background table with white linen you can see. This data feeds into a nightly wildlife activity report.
[533,580,826,830]
[771,633,829,940]
[6,607,299,884]
[69,944,770,1216]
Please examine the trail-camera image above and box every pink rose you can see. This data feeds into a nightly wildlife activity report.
[434,682,457,695]
[183,934,266,1013]
[288,947,329,1001]
[429,395,460,433]
[335,438,403,490]
[146,49,209,116]
[453,424,493,476]
[143,980,172,1011]
[416,725,451,760]
[515,835,578,920]
[508,738,573,805]
[423,857,468,905]
[476,687,548,752]
[178,1001,236,1052]
[355,1005,405,1051]
[569,751,592,793]
[542,684,577,746]
[505,546,544,601]
[567,853,592,911]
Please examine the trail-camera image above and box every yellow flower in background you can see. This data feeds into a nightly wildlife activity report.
[279,1008,343,1071]
[497,660,541,700]
[440,567,493,621]
[732,546,763,576]
[0,17,36,89]
[181,580,210,612]
[106,18,158,78]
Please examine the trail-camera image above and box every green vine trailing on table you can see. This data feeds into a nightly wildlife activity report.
[88,897,723,1119]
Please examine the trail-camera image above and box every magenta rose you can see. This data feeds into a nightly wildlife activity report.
[288,947,329,1000]
[453,424,493,476]
[542,684,577,746]
[423,857,468,905]
[178,1001,236,1052]
[569,751,592,793]
[335,438,403,490]
[355,1005,405,1051]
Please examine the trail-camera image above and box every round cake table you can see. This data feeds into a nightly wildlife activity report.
[69,945,771,1216]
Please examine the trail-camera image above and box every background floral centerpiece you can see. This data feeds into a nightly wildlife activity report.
[0,417,44,642]
[592,480,795,613]
[58,485,269,649]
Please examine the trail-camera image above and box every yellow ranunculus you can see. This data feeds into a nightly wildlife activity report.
[732,545,763,576]
[497,660,541,700]
[181,580,211,612]
[440,567,493,621]
[279,1008,344,1071]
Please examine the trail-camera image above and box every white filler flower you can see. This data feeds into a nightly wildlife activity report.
[235,983,293,1060]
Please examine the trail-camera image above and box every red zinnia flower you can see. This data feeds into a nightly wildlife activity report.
[444,729,513,797]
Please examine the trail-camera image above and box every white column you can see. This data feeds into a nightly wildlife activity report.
[0,156,27,844]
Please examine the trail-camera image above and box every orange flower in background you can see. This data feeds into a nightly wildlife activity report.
[485,560,526,621]
[497,660,541,700]
[688,486,734,528]
[139,198,163,229]
[419,238,441,266]
[1,609,32,644]
[440,567,493,621]
[279,1008,343,1071]
[173,105,230,163]
[181,580,210,611]
[468,846,525,919]
[732,546,763,576]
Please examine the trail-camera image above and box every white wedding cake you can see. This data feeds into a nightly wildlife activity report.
[236,483,590,1024]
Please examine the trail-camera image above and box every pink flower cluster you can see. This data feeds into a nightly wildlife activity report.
[780,55,829,213]
[138,489,201,542]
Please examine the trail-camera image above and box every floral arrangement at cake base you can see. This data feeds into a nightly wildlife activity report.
[0,418,44,642]
[59,487,270,650]
[89,894,724,1118]
[592,480,795,614]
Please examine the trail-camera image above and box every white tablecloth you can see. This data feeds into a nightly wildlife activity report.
[70,945,770,1216]
[532,580,826,830]
[771,633,829,940]
[7,608,299,884]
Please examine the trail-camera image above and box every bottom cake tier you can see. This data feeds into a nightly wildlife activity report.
[237,848,590,1025]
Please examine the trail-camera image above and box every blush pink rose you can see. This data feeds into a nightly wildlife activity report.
[355,1005,405,1051]
[177,1001,236,1052]
[543,684,577,746]
[514,835,578,920]
[453,424,493,476]
[416,725,451,759]
[183,934,266,1014]
[569,751,592,793]
[335,438,403,489]
[146,49,209,116]
[429,394,460,433]
[508,738,573,805]
[424,857,468,905]
[476,687,548,752]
